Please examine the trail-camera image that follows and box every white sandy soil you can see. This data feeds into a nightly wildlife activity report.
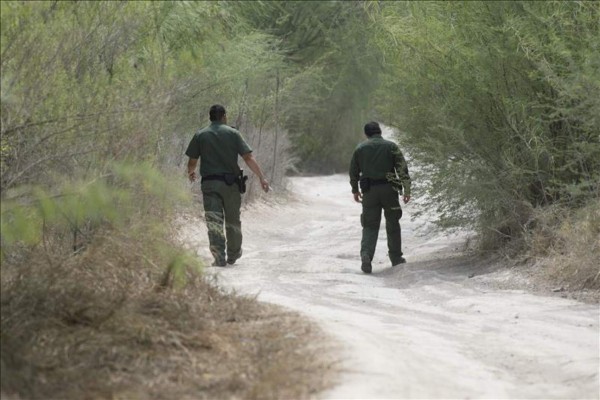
[179,173,599,400]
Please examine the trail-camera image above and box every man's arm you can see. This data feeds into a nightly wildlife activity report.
[394,146,411,204]
[187,158,199,182]
[185,132,201,183]
[349,150,362,203]
[241,152,270,192]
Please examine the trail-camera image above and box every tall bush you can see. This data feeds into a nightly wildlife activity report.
[372,1,600,244]
[1,1,292,260]
[233,1,383,172]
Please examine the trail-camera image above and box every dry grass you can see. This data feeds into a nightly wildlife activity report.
[492,200,600,303]
[532,200,600,290]
[474,198,599,302]
[1,226,335,399]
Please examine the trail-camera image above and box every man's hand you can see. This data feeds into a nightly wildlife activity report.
[260,177,270,193]
[242,153,270,193]
[353,192,362,203]
[187,158,199,183]
[403,195,411,204]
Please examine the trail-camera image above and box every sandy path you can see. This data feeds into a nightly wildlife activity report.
[187,174,599,399]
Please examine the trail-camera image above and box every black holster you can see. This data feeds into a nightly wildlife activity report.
[359,178,371,193]
[237,169,248,194]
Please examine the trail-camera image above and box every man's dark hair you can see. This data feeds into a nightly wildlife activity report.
[364,121,382,137]
[209,104,226,121]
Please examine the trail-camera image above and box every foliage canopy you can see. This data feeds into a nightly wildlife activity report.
[1,0,598,256]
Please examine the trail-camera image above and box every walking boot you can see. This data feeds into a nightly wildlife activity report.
[227,249,242,265]
[391,257,406,266]
[212,259,227,267]
[361,261,372,274]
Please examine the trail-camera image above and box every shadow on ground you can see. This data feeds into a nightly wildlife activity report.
[374,254,502,287]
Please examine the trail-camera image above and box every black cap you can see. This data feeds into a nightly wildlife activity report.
[364,121,382,137]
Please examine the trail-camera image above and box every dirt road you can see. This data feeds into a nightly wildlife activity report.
[188,173,599,399]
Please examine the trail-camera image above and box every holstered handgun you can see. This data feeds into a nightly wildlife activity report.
[238,169,248,194]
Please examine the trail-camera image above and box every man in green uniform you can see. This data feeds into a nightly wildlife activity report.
[186,104,270,267]
[349,121,411,274]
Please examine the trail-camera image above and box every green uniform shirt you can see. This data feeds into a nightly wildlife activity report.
[349,134,411,195]
[185,122,252,177]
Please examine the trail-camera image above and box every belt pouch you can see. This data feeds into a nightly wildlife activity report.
[223,173,237,186]
[359,178,371,193]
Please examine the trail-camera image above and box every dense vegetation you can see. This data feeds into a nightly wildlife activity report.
[374,2,599,232]
[1,1,598,397]
[371,2,599,289]
[4,1,596,242]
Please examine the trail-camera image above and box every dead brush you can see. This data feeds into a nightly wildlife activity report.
[527,199,600,293]
[243,123,293,203]
[1,225,335,399]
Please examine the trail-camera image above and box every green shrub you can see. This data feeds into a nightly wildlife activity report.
[372,1,599,245]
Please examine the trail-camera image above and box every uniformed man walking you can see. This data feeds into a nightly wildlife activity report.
[349,122,411,274]
[186,104,270,267]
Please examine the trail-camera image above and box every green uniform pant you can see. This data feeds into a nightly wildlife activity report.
[201,180,242,263]
[360,184,403,264]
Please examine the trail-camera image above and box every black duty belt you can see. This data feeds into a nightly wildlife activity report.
[369,178,389,186]
[201,174,227,183]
